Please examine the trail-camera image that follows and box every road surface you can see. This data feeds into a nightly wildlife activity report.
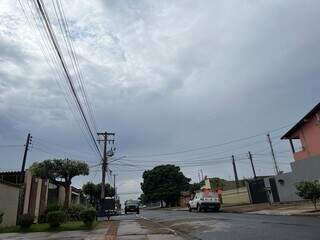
[129,209,320,240]
[1,210,319,240]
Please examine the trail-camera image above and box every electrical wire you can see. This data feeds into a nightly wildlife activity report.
[25,0,102,159]
[124,123,293,158]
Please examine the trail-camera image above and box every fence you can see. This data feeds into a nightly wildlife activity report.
[221,187,250,206]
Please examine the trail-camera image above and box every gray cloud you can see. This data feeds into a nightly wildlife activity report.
[1,0,320,201]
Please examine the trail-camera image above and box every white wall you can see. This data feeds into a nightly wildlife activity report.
[0,183,20,227]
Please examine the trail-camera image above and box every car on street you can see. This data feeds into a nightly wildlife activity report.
[188,191,220,212]
[125,199,140,214]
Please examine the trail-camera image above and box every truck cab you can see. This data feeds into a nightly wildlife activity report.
[188,191,220,212]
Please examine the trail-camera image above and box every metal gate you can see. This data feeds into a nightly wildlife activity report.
[247,179,268,204]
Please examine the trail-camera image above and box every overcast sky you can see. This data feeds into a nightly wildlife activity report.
[1,0,320,202]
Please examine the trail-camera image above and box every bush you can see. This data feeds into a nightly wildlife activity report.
[45,203,64,213]
[47,211,66,228]
[0,211,3,225]
[80,208,96,227]
[19,214,34,229]
[67,204,86,221]
[296,180,320,209]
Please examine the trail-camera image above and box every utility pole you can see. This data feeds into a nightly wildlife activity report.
[200,169,204,181]
[267,133,280,175]
[21,133,32,183]
[113,174,116,200]
[248,151,257,179]
[18,133,32,222]
[97,132,115,200]
[232,155,239,190]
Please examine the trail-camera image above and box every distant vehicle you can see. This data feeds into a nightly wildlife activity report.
[101,197,117,220]
[188,191,221,212]
[125,199,140,214]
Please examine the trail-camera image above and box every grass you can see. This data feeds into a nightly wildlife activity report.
[0,221,99,234]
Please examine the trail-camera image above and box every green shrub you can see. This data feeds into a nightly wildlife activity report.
[19,214,34,229]
[47,211,66,228]
[67,204,86,221]
[45,203,64,213]
[80,208,96,227]
[296,180,320,209]
[0,211,4,225]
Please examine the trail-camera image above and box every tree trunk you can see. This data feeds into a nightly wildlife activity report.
[313,198,317,210]
[64,185,71,209]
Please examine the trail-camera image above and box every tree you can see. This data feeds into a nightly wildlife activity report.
[141,165,190,207]
[296,181,320,209]
[30,159,89,208]
[82,182,115,207]
[82,182,97,206]
[188,182,202,194]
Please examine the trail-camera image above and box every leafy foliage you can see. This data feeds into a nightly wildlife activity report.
[296,181,320,209]
[46,203,64,213]
[67,204,86,221]
[30,159,89,208]
[141,165,190,207]
[188,183,202,194]
[19,214,34,229]
[80,208,96,227]
[47,211,66,228]
[82,182,115,207]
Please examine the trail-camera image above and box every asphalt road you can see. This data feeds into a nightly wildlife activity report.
[134,209,320,240]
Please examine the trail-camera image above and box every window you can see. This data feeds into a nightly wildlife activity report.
[291,138,304,152]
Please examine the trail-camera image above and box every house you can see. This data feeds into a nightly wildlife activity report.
[275,102,320,202]
[0,170,85,226]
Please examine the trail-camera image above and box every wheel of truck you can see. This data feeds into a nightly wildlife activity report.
[197,204,202,212]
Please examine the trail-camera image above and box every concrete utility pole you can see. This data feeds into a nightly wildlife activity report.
[21,133,32,182]
[248,151,257,179]
[97,132,115,200]
[232,155,239,190]
[267,133,280,175]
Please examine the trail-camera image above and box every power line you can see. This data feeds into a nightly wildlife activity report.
[32,0,101,159]
[18,0,100,158]
[125,123,293,158]
[21,0,99,157]
[0,145,23,148]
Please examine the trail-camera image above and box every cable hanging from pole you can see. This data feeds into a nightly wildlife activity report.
[31,0,102,159]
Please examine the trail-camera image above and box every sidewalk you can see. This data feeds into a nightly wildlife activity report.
[223,201,320,216]
[0,221,117,240]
